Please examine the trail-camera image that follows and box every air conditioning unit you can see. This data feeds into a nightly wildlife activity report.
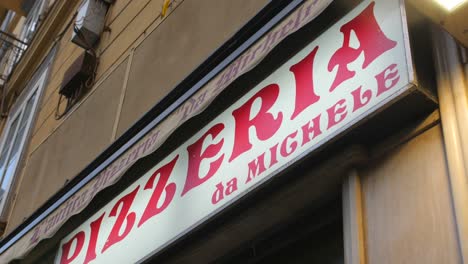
[72,0,109,49]
[59,51,96,98]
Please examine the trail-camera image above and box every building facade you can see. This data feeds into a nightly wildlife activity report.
[0,0,465,263]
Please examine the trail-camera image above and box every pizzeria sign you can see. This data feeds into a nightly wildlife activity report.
[57,0,413,263]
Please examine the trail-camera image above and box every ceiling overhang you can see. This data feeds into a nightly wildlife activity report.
[407,0,468,47]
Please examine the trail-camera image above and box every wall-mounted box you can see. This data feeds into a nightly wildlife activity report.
[59,51,96,98]
[72,0,108,49]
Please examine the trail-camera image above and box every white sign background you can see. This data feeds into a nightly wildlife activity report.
[57,0,412,263]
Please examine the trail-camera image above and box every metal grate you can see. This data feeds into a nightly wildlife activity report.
[0,30,28,85]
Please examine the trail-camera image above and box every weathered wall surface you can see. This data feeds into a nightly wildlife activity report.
[361,125,461,264]
[116,0,269,136]
[6,0,267,234]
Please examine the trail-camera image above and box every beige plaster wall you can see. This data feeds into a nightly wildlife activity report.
[361,125,461,264]
[116,0,269,136]
[6,58,127,233]
[6,0,267,235]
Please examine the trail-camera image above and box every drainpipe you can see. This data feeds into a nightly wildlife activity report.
[432,26,468,263]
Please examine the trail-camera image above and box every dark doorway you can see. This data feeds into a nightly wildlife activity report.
[216,196,343,264]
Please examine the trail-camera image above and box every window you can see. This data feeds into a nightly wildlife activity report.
[19,0,49,44]
[0,67,49,216]
[0,0,48,85]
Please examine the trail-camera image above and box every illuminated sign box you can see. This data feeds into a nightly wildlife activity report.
[56,0,434,263]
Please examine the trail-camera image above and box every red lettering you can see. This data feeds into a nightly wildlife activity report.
[328,2,397,91]
[260,31,279,54]
[230,84,283,161]
[351,86,372,112]
[102,186,140,253]
[84,213,105,264]
[225,178,238,196]
[327,99,348,129]
[138,155,179,227]
[227,61,241,83]
[60,232,85,264]
[280,131,299,157]
[215,71,230,90]
[211,183,224,205]
[30,227,41,244]
[290,46,320,119]
[269,143,279,167]
[301,114,322,146]
[280,19,294,39]
[246,153,267,183]
[182,123,225,196]
[376,64,400,96]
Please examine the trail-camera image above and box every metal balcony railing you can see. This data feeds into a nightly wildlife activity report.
[0,30,28,85]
